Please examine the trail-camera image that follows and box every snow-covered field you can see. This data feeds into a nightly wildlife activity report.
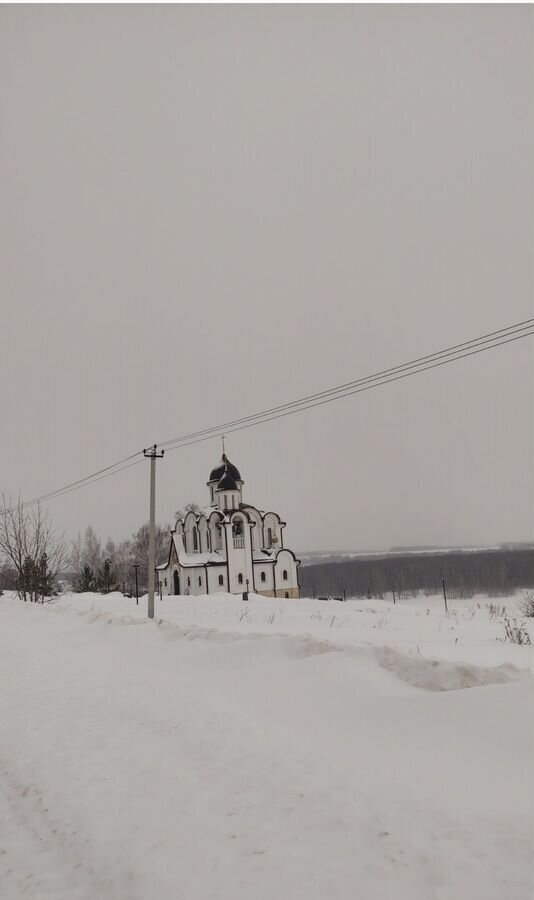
[1,590,532,899]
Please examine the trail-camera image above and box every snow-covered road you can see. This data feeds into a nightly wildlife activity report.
[1,593,532,899]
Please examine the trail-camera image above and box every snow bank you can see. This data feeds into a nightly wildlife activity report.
[1,592,532,900]
[376,645,528,691]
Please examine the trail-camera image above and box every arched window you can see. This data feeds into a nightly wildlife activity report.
[266,527,273,548]
[192,528,198,552]
[218,574,224,586]
[187,576,191,587]
[260,571,266,583]
[283,569,288,581]
[198,576,202,587]
[238,573,243,585]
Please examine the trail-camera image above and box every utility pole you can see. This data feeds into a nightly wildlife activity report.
[132,563,140,605]
[144,445,164,619]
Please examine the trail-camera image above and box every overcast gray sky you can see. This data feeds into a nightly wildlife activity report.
[1,4,532,552]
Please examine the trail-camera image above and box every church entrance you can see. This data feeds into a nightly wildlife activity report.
[173,571,180,595]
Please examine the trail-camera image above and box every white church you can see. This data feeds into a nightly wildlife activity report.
[157,453,300,598]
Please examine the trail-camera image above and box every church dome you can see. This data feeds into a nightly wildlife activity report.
[217,472,238,491]
[209,454,242,483]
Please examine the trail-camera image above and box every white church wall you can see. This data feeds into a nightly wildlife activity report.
[245,507,263,550]
[207,567,228,594]
[181,566,207,596]
[253,563,275,594]
[225,518,254,594]
[263,513,282,549]
[273,549,299,598]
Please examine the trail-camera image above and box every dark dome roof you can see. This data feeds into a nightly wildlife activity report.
[217,472,238,491]
[209,454,241,483]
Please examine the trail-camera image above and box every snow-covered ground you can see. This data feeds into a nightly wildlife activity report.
[1,590,532,899]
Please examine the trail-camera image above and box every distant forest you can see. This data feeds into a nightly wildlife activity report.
[299,548,534,599]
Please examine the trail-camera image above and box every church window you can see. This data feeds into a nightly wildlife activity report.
[238,573,243,585]
[187,576,191,587]
[164,578,167,587]
[266,527,273,548]
[198,576,202,587]
[283,569,288,581]
[193,528,198,552]
[260,571,266,583]
[218,574,224,586]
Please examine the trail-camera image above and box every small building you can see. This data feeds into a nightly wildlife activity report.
[157,453,300,598]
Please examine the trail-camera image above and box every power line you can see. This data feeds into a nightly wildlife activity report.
[163,329,533,452]
[27,451,143,504]
[11,318,533,510]
[160,321,534,453]
[14,456,144,511]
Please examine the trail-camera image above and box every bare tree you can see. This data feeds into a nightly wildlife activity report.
[0,495,68,602]
[131,522,170,588]
[114,539,134,592]
[81,526,102,573]
[174,502,201,521]
[69,532,83,576]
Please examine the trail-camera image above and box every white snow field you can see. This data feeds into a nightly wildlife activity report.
[0,591,532,900]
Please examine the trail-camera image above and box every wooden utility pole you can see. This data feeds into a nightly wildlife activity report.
[143,445,164,620]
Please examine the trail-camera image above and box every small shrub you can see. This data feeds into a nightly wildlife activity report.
[487,602,506,621]
[502,616,531,645]
[518,591,534,618]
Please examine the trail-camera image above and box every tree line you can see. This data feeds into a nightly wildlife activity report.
[67,522,171,594]
[299,548,534,600]
[0,494,173,599]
